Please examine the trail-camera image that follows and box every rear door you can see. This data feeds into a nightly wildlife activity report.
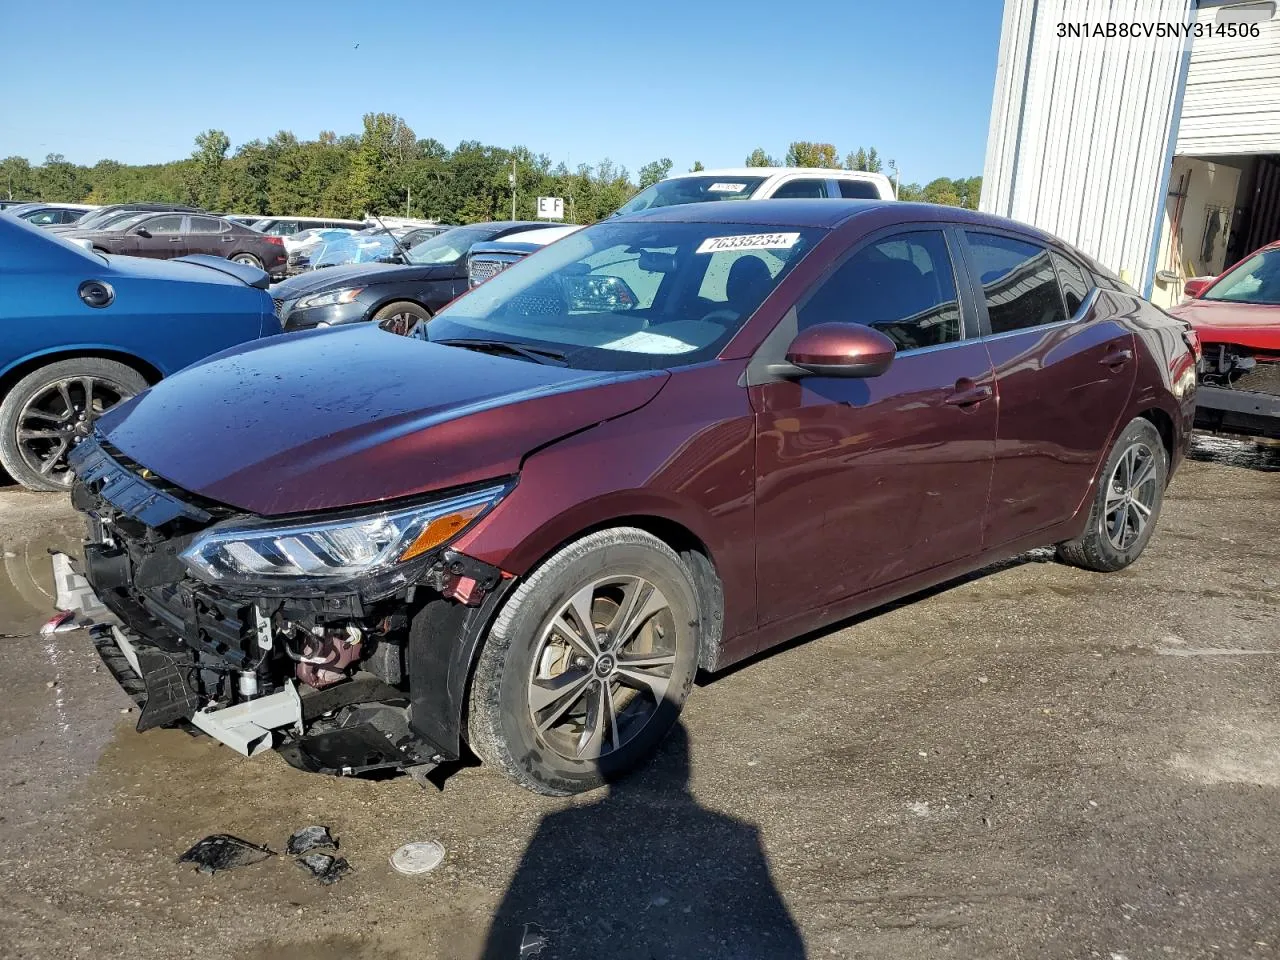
[959,231,1136,546]
[186,215,232,256]
[750,227,997,626]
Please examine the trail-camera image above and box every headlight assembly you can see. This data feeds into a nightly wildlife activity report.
[180,484,508,585]
[296,287,364,310]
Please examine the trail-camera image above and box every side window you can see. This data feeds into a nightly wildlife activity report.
[771,179,828,199]
[797,230,962,351]
[964,232,1066,334]
[142,215,184,235]
[188,216,224,234]
[1051,251,1093,316]
[838,179,881,199]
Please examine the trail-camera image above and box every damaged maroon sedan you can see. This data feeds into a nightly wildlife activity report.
[69,200,1197,795]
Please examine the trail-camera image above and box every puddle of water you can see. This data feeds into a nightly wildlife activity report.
[0,521,83,634]
[1189,433,1280,472]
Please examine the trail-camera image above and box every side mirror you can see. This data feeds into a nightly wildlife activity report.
[778,323,897,378]
[134,227,152,238]
[1183,277,1211,298]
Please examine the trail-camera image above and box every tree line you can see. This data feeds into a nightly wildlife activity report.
[1,114,981,224]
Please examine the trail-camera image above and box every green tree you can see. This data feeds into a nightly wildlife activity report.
[745,148,777,167]
[689,160,705,172]
[1,156,35,199]
[35,154,89,201]
[190,129,230,209]
[844,146,883,173]
[784,141,838,168]
[637,157,672,189]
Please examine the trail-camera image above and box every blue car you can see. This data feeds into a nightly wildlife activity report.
[0,216,281,491]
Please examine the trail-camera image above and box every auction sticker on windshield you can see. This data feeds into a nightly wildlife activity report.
[707,182,748,193]
[696,232,801,254]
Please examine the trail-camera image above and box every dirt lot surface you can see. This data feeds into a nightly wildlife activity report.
[0,436,1276,960]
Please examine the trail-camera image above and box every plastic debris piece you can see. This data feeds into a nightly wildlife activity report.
[178,834,274,875]
[389,840,445,875]
[295,852,351,885]
[40,611,78,635]
[519,923,550,957]
[286,825,337,855]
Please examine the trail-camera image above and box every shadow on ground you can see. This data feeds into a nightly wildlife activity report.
[482,723,804,960]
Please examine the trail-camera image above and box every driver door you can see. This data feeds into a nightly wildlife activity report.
[130,214,188,259]
[749,227,997,629]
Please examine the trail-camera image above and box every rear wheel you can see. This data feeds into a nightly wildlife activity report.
[466,528,701,795]
[1056,417,1168,572]
[230,253,262,268]
[0,358,147,491]
[373,300,430,336]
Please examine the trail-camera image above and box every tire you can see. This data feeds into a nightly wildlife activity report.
[0,358,147,491]
[230,253,262,269]
[1056,417,1168,572]
[372,300,430,336]
[466,527,702,795]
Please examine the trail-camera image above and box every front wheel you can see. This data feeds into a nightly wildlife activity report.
[466,528,702,795]
[372,300,430,336]
[0,358,147,491]
[1056,417,1168,572]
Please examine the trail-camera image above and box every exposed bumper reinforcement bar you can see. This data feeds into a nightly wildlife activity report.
[190,683,303,757]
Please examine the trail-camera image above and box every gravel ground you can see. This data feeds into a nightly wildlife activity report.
[0,436,1276,960]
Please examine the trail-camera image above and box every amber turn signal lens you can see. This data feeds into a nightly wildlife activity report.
[397,505,485,562]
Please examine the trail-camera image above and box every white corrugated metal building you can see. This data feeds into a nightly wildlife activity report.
[981,0,1280,306]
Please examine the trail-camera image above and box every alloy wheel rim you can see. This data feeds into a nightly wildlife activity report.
[15,376,131,486]
[527,575,677,762]
[1104,441,1158,550]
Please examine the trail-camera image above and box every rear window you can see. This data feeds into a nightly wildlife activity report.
[614,176,768,216]
[838,179,882,199]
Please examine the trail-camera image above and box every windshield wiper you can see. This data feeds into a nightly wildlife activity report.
[434,337,568,366]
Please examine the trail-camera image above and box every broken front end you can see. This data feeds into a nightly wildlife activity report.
[68,436,514,780]
[1196,342,1280,442]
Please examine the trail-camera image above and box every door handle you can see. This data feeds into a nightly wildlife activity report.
[221,236,235,243]
[168,237,182,243]
[944,383,992,407]
[1100,346,1133,368]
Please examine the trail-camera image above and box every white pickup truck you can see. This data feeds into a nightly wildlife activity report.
[615,166,896,214]
[467,167,896,288]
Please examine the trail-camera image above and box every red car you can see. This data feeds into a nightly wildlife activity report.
[1171,240,1280,441]
[69,200,1197,795]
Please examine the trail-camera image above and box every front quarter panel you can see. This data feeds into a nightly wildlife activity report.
[453,362,759,663]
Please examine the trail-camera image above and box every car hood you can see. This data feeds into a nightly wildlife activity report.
[270,261,458,298]
[96,325,669,515]
[1170,299,1280,351]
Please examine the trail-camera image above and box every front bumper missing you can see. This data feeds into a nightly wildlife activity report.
[87,597,445,779]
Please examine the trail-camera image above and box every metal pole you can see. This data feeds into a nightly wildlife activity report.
[511,157,517,220]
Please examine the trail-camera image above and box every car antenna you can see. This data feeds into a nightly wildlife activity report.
[371,212,413,264]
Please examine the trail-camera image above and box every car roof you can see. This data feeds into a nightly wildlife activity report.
[662,167,888,180]
[616,198,1065,242]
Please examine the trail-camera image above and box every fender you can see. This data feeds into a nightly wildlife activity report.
[0,342,170,384]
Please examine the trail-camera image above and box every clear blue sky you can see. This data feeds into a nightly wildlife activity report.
[0,0,1004,184]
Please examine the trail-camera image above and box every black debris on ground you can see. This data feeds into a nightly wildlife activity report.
[294,852,352,885]
[177,835,274,875]
[285,825,337,855]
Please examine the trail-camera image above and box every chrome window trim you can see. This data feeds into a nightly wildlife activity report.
[980,286,1101,342]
